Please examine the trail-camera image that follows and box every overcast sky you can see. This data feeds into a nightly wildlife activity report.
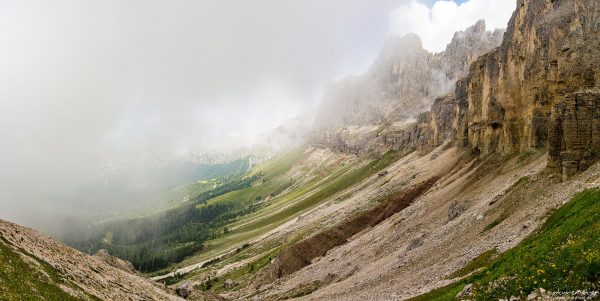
[0,0,515,227]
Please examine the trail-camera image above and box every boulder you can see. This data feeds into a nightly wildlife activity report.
[94,249,137,274]
[223,279,238,289]
[448,201,470,222]
[455,283,473,299]
[406,235,425,252]
[176,282,193,299]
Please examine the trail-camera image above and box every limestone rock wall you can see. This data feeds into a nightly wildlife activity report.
[380,95,460,152]
[459,0,600,177]
[315,0,600,179]
[549,90,600,179]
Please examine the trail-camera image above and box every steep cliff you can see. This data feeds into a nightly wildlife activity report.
[379,94,461,153]
[315,21,504,128]
[318,0,600,180]
[459,0,600,178]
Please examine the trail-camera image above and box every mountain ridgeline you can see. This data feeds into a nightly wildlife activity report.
[316,0,600,181]
[316,20,504,128]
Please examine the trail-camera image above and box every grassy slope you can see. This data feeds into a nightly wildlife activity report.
[0,238,89,301]
[409,189,600,301]
[165,149,308,269]
[176,151,399,290]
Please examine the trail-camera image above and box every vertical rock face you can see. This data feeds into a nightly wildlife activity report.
[316,0,600,179]
[459,0,600,177]
[549,90,600,179]
[379,95,461,152]
[315,21,504,128]
[433,20,505,91]
[316,34,433,127]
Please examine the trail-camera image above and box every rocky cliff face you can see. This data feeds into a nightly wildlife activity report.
[459,0,600,178]
[317,0,600,180]
[379,95,461,153]
[315,21,504,128]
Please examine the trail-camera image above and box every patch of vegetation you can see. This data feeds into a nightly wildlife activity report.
[449,249,498,279]
[67,149,307,274]
[201,256,223,268]
[407,282,469,301]
[482,215,506,233]
[234,151,398,233]
[408,189,600,300]
[250,149,306,181]
[67,173,263,272]
[0,238,84,301]
[163,272,186,286]
[208,247,280,292]
[236,243,251,253]
[482,212,509,232]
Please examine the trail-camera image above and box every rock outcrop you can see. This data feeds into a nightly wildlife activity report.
[176,282,194,299]
[94,249,138,275]
[317,0,600,179]
[379,94,461,152]
[549,90,600,179]
[458,0,600,178]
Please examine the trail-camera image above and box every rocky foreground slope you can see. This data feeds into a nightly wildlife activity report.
[0,219,182,300]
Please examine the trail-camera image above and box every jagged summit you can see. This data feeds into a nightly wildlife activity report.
[315,20,505,129]
[374,33,425,63]
[317,0,600,180]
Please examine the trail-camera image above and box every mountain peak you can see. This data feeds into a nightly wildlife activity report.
[469,19,487,34]
[383,33,424,54]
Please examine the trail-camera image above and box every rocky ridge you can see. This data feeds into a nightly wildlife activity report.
[315,20,504,128]
[459,0,600,179]
[0,219,182,301]
[318,0,600,179]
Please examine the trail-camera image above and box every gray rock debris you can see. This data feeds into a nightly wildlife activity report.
[224,279,238,289]
[176,282,193,299]
[406,235,426,252]
[455,283,473,299]
[448,200,470,222]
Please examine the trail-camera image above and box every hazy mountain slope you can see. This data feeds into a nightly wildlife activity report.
[150,148,398,284]
[315,20,504,128]
[0,219,182,301]
[171,0,600,300]
[255,147,600,301]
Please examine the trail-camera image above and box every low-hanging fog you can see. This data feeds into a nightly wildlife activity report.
[0,0,514,232]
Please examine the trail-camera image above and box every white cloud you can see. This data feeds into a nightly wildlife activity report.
[389,0,516,52]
